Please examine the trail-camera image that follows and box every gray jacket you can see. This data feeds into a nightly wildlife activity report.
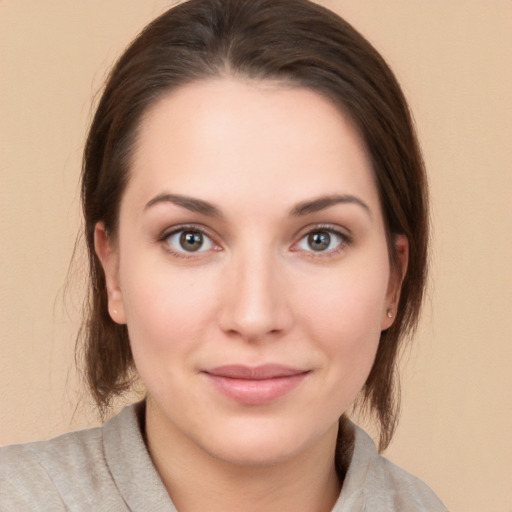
[0,403,448,511]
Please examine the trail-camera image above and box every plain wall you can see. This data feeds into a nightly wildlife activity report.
[1,1,511,510]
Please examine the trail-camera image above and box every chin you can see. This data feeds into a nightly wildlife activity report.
[207,437,304,467]
[197,418,333,468]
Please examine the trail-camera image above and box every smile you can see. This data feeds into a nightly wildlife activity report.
[202,365,310,405]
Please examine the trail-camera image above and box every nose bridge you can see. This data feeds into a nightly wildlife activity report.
[219,241,290,341]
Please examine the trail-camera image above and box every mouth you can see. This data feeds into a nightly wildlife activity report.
[202,364,310,405]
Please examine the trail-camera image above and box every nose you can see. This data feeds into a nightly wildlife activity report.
[218,248,292,343]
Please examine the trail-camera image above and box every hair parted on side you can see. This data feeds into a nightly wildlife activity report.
[77,0,428,452]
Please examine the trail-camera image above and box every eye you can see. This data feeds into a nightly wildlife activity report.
[296,229,348,253]
[165,228,214,253]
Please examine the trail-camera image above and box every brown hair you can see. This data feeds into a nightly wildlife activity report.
[78,0,428,452]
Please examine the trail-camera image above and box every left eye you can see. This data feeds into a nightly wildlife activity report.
[296,229,346,252]
[166,229,214,253]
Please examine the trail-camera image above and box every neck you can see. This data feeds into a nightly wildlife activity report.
[145,400,341,512]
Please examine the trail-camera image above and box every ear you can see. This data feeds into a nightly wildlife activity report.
[94,222,126,324]
[381,234,409,330]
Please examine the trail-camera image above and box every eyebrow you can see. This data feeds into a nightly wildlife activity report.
[289,194,371,217]
[144,193,223,217]
[144,192,371,219]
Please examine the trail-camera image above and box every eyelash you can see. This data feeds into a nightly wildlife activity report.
[157,224,352,259]
[292,224,352,258]
[158,224,219,259]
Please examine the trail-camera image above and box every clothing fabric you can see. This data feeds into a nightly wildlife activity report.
[0,402,447,511]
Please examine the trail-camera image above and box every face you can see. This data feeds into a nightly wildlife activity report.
[96,78,406,467]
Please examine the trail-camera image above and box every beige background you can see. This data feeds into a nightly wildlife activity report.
[1,1,511,510]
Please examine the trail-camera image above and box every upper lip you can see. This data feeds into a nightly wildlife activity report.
[204,364,308,380]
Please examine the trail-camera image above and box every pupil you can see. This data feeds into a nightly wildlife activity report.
[308,231,330,251]
[180,231,203,251]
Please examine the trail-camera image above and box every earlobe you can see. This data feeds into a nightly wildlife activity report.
[94,222,127,324]
[381,234,409,330]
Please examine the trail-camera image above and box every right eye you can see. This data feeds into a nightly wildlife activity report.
[295,228,350,254]
[165,228,214,254]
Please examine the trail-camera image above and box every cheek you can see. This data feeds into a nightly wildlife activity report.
[119,255,219,360]
[309,287,382,374]
[294,257,389,388]
[298,258,389,339]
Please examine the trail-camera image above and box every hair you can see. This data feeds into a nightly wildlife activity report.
[78,0,428,453]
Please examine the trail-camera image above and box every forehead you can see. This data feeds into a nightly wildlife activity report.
[125,77,379,213]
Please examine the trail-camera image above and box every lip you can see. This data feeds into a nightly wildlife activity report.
[202,365,309,405]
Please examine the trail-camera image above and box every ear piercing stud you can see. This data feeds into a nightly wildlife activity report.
[386,309,393,318]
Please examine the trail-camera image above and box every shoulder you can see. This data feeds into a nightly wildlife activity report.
[0,405,138,511]
[333,423,449,512]
[0,425,106,511]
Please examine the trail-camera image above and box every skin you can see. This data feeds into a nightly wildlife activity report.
[95,78,407,512]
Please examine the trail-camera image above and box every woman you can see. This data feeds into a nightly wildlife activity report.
[1,0,447,510]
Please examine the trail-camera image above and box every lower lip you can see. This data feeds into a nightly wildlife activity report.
[204,373,308,405]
